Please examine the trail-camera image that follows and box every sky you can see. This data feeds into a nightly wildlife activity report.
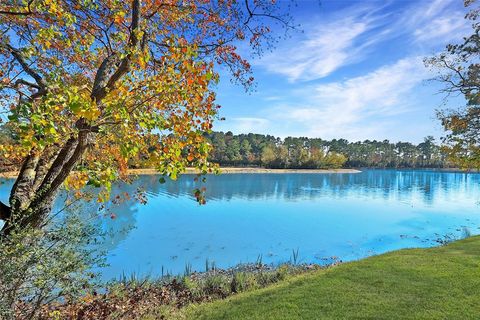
[213,0,471,143]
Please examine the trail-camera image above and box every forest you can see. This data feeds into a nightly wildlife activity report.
[0,127,450,171]
[205,131,450,169]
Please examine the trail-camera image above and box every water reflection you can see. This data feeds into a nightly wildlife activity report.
[147,170,480,205]
[1,170,480,280]
[99,170,480,279]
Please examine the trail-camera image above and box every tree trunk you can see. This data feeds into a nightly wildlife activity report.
[0,128,91,238]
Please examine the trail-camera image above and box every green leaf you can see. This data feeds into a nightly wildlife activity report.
[69,101,82,113]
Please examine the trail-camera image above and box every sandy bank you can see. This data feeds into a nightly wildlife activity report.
[0,168,361,178]
[131,168,361,175]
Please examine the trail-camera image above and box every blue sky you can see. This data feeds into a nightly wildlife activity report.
[213,0,470,143]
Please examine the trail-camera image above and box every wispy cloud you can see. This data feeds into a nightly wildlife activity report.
[255,0,468,83]
[217,117,270,134]
[413,13,468,43]
[263,96,283,102]
[257,6,386,82]
[263,20,366,81]
[265,56,431,140]
[217,0,469,141]
[398,0,469,43]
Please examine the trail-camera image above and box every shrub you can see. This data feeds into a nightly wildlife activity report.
[230,272,258,293]
[0,210,105,320]
[201,274,231,298]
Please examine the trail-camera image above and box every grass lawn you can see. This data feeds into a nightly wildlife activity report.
[178,236,480,319]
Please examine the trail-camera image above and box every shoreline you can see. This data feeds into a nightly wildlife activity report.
[39,236,480,319]
[0,168,361,178]
[133,168,362,175]
[3,167,480,178]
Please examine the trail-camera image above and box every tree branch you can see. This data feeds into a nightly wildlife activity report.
[7,45,45,87]
[91,0,141,102]
[0,0,35,16]
[32,144,61,191]
[15,78,41,89]
[37,136,78,192]
[34,131,88,207]
[5,44,47,98]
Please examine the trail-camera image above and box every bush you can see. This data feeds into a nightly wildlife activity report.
[0,210,105,320]
[201,274,231,298]
[230,272,258,293]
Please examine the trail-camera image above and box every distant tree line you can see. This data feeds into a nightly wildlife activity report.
[0,126,452,171]
[205,132,452,169]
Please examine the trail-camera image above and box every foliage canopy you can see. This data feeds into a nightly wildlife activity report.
[426,0,480,169]
[0,0,290,233]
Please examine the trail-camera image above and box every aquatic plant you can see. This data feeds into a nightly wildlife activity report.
[256,254,263,267]
[291,248,300,265]
[184,263,193,277]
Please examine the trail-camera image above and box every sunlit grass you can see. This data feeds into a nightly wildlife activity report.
[178,236,480,319]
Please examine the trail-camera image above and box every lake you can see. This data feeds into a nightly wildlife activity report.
[2,169,480,280]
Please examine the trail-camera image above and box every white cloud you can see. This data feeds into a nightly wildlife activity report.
[265,56,431,140]
[413,13,468,43]
[255,0,469,83]
[397,0,469,43]
[268,21,366,81]
[263,96,283,101]
[256,6,386,82]
[218,0,471,141]
[216,117,270,134]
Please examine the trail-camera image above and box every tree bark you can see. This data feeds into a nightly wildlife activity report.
[9,149,39,213]
[0,130,89,236]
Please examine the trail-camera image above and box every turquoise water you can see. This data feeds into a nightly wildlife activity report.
[2,170,480,280]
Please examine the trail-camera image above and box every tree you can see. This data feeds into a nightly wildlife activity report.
[418,136,435,166]
[0,1,292,236]
[210,132,227,162]
[240,139,252,162]
[323,152,347,169]
[425,0,480,169]
[260,145,276,167]
[290,145,309,168]
[224,137,242,164]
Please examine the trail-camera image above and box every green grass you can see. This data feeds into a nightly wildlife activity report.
[178,236,480,319]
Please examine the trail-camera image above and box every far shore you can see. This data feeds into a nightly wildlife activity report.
[3,167,480,179]
[4,167,480,178]
[136,167,362,175]
[0,168,361,179]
